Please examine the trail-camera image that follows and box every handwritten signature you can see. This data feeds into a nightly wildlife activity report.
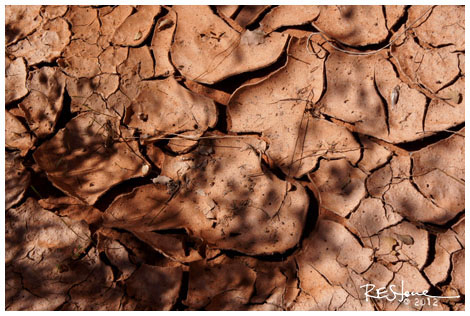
[360,280,460,304]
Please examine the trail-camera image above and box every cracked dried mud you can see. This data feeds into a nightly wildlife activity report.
[4,4,465,311]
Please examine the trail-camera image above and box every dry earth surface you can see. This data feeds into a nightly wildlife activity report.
[5,5,465,311]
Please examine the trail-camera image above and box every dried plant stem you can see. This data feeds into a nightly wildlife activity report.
[308,6,434,56]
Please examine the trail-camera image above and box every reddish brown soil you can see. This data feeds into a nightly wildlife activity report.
[5,5,465,311]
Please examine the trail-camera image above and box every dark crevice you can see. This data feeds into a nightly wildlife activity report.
[381,5,388,30]
[209,102,228,134]
[229,5,244,21]
[421,210,465,232]
[390,5,410,33]
[421,96,431,132]
[274,23,320,34]
[435,252,455,290]
[245,5,277,31]
[421,232,436,271]
[93,177,153,211]
[234,131,263,137]
[171,271,189,311]
[28,60,60,71]
[299,184,320,242]
[261,157,286,182]
[351,132,364,167]
[373,72,390,135]
[436,73,462,94]
[209,5,241,33]
[6,93,29,110]
[429,43,456,49]
[151,228,188,235]
[23,167,67,201]
[99,251,122,282]
[319,5,410,52]
[132,8,166,51]
[209,45,288,94]
[393,122,464,152]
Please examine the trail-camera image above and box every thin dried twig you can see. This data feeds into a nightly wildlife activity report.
[308,6,435,56]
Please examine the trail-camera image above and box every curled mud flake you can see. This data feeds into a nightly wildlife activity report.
[41,5,68,19]
[313,6,389,46]
[125,77,217,141]
[125,264,182,310]
[33,113,142,205]
[19,67,66,138]
[229,36,360,177]
[101,238,136,281]
[5,56,28,104]
[5,198,92,310]
[411,129,464,214]
[409,5,464,51]
[65,6,100,44]
[5,110,35,156]
[425,77,464,132]
[5,151,31,210]
[146,145,165,170]
[184,79,231,105]
[234,5,271,29]
[391,37,459,93]
[424,227,462,286]
[106,136,308,255]
[131,230,203,263]
[349,198,402,238]
[358,135,392,172]
[102,184,177,231]
[259,5,320,34]
[215,5,239,19]
[7,17,71,66]
[5,5,42,45]
[184,259,256,310]
[309,159,367,217]
[170,5,288,84]
[39,196,103,227]
[151,8,177,77]
[112,5,161,46]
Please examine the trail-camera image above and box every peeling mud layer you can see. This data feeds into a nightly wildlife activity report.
[4,5,465,311]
